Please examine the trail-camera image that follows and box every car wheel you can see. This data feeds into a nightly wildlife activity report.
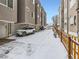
[32,30,35,34]
[23,32,26,36]
[16,34,19,37]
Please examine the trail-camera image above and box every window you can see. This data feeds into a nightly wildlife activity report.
[0,0,13,8]
[8,0,13,8]
[32,12,35,19]
[69,0,71,2]
[37,3,39,8]
[31,12,33,18]
[37,14,39,18]
[74,16,76,25]
[40,8,41,12]
[8,23,11,35]
[0,0,6,5]
[32,0,35,4]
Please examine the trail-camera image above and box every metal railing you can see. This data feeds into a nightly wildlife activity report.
[54,26,79,59]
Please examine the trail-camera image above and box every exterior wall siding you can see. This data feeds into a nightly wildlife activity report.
[0,0,17,38]
[0,0,17,23]
[69,0,77,32]
[64,0,67,31]
[17,0,35,28]
[0,0,46,38]
[35,0,42,30]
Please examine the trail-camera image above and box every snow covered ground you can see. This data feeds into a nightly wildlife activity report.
[0,29,67,59]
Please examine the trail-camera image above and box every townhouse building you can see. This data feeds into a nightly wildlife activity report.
[0,0,47,38]
[77,0,79,34]
[58,6,62,30]
[0,0,17,38]
[63,0,77,33]
[43,10,47,26]
[69,0,77,32]
[59,0,77,33]
[53,16,56,26]
[17,0,35,29]
[41,7,44,27]
[53,15,59,28]
[60,0,64,31]
[41,6,47,27]
[34,0,42,31]
[64,0,67,32]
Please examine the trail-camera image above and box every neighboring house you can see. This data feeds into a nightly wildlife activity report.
[59,6,62,30]
[41,6,46,27]
[69,0,77,32]
[36,0,42,30]
[63,0,77,33]
[53,15,59,28]
[64,0,67,32]
[34,0,42,30]
[56,15,60,29]
[0,0,17,38]
[57,16,60,30]
[44,10,47,26]
[60,0,64,31]
[59,0,77,33]
[0,0,47,38]
[17,0,35,29]
[34,0,46,31]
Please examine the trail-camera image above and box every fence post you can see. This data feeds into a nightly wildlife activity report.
[74,36,76,59]
[78,37,79,59]
[68,35,72,59]
[61,31,62,42]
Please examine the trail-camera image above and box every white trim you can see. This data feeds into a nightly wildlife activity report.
[0,20,15,23]
[32,0,35,4]
[17,23,35,26]
[0,0,13,10]
[6,0,8,6]
[0,3,8,7]
[0,3,13,10]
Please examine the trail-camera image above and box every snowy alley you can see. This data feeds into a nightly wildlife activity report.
[0,29,67,59]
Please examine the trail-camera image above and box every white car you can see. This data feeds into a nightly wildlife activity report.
[16,27,35,36]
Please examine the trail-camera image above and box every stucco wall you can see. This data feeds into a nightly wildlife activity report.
[0,0,17,23]
[0,23,7,38]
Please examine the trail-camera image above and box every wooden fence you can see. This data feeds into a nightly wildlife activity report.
[54,26,79,59]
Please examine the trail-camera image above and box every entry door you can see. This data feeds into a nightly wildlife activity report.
[8,23,11,36]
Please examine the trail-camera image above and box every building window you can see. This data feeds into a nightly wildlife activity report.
[31,12,35,19]
[37,14,39,18]
[8,0,13,8]
[32,0,35,4]
[0,0,13,8]
[40,8,41,12]
[37,3,39,8]
[0,0,6,5]
[69,0,71,2]
[74,16,76,25]
[33,12,35,19]
[31,12,33,18]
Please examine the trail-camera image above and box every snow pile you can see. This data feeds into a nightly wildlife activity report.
[0,29,67,59]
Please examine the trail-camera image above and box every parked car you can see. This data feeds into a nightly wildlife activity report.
[40,26,45,30]
[16,27,35,36]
